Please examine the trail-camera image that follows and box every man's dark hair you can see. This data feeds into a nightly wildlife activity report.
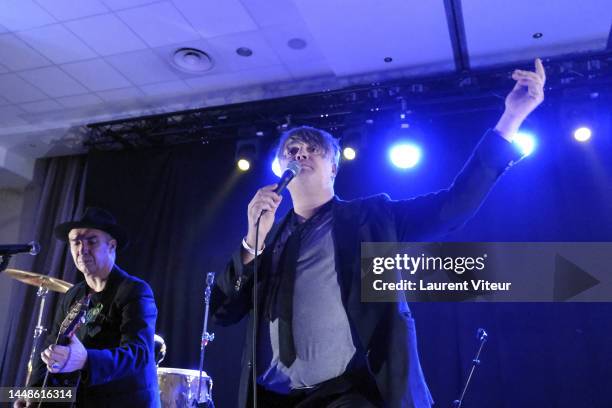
[276,126,341,168]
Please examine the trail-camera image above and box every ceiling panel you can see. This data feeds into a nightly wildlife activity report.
[19,67,89,97]
[261,21,326,66]
[19,99,63,114]
[65,13,148,56]
[173,0,258,38]
[140,80,191,96]
[463,0,612,67]
[0,106,28,126]
[0,74,48,103]
[239,0,304,28]
[293,0,455,76]
[106,49,182,85]
[97,87,145,102]
[285,59,333,79]
[117,2,200,47]
[185,65,292,92]
[57,93,104,108]
[17,24,97,64]
[0,34,51,71]
[61,59,132,91]
[35,0,109,21]
[0,1,56,31]
[102,0,159,11]
[206,30,282,71]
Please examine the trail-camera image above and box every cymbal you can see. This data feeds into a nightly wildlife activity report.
[4,269,73,293]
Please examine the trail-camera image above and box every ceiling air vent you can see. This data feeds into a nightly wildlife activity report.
[171,48,213,73]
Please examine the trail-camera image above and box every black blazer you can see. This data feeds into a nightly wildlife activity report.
[30,266,160,408]
[212,130,521,408]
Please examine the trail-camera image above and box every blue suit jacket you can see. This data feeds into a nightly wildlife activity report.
[212,130,521,408]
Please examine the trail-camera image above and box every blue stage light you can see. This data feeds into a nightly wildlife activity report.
[343,147,356,160]
[271,157,282,177]
[389,143,421,169]
[573,127,592,142]
[513,132,537,157]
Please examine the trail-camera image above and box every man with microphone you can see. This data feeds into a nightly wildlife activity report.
[212,59,546,407]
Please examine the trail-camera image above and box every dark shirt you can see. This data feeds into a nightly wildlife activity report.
[257,199,356,393]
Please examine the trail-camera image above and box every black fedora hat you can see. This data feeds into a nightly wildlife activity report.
[54,207,129,250]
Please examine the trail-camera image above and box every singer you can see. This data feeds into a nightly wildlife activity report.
[212,59,546,407]
[17,208,160,408]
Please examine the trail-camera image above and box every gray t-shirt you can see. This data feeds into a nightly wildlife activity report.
[257,202,356,393]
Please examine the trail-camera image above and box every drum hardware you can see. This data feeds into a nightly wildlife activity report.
[157,272,216,407]
[2,269,73,386]
[192,272,215,407]
[158,367,212,408]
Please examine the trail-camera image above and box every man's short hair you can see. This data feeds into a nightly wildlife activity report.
[276,126,341,168]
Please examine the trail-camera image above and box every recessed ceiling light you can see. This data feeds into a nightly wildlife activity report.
[532,32,543,39]
[287,38,307,50]
[236,47,253,57]
[171,48,213,73]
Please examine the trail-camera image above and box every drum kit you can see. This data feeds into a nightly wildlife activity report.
[3,268,216,407]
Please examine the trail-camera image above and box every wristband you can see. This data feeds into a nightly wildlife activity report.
[242,237,265,256]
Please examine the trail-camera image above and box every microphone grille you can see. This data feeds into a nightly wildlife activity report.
[286,161,301,175]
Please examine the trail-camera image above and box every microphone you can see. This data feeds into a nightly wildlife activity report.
[0,241,41,256]
[274,161,301,194]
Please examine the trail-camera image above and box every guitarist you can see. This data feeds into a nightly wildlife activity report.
[17,208,160,407]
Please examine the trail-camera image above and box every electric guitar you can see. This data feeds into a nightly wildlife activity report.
[37,294,91,408]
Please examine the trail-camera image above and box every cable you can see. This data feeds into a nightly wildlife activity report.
[251,213,263,408]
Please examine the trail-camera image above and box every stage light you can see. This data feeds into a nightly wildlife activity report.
[513,132,536,157]
[343,147,356,160]
[271,157,282,177]
[573,127,592,142]
[389,143,421,169]
[237,159,250,171]
[236,139,258,171]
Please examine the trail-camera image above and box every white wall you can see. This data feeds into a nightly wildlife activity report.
[0,188,25,368]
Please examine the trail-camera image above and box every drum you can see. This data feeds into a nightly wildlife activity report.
[157,367,212,407]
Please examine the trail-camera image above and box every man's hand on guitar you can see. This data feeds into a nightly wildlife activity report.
[41,335,88,373]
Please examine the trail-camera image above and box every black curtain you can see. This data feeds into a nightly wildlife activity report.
[0,156,87,387]
[84,139,264,406]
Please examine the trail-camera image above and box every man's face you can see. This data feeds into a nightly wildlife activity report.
[278,139,337,191]
[68,228,116,278]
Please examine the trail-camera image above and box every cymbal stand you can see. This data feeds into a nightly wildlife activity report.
[25,284,50,386]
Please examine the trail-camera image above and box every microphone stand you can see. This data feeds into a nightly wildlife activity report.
[452,328,488,408]
[192,272,215,407]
